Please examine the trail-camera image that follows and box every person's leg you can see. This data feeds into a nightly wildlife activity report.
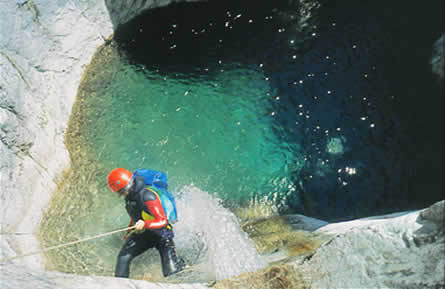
[115,233,154,278]
[157,237,185,277]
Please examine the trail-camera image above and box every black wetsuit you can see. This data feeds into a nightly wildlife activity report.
[115,176,184,278]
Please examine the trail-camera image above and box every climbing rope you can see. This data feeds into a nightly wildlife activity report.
[0,225,137,264]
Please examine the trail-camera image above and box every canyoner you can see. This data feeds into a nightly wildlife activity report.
[107,167,185,278]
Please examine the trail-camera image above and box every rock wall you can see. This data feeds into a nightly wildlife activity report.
[1,0,113,269]
[104,0,201,28]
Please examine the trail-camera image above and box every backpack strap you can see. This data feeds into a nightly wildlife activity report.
[145,186,172,230]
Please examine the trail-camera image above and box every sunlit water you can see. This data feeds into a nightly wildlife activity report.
[87,62,297,205]
[40,0,443,281]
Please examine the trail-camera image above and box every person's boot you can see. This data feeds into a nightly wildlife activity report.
[158,238,185,277]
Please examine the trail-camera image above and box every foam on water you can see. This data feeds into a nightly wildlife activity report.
[174,185,266,280]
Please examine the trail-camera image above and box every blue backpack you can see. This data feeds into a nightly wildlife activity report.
[133,169,178,223]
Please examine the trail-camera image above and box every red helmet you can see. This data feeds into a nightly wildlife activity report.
[107,168,133,193]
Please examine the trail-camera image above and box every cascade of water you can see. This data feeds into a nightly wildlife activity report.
[174,185,266,280]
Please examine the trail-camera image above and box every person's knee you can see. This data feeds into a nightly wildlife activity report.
[115,253,133,278]
[117,252,134,267]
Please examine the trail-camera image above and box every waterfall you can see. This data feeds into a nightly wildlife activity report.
[173,185,266,280]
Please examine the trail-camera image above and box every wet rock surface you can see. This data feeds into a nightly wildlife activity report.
[301,200,445,289]
[206,200,445,289]
[0,263,208,289]
[241,214,329,263]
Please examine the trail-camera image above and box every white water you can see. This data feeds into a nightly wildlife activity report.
[173,185,266,280]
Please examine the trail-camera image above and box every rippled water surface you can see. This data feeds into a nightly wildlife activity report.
[106,0,443,219]
[87,62,294,204]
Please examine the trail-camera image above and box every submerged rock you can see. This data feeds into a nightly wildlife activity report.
[431,34,444,82]
[241,214,329,263]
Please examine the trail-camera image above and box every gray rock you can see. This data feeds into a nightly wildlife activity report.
[431,34,444,81]
[1,0,113,269]
[281,214,328,232]
[0,264,208,289]
[203,202,444,288]
[301,200,445,289]
[420,200,445,224]
[104,0,203,28]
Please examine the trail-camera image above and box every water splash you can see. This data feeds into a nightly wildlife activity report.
[174,185,266,280]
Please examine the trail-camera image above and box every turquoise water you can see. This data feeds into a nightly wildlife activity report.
[86,61,302,206]
[87,0,443,220]
[85,0,321,213]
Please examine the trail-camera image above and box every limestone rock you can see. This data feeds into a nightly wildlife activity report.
[0,0,114,269]
[104,0,203,28]
[233,201,444,288]
[0,264,208,289]
[431,34,444,81]
[302,200,445,289]
[420,199,445,224]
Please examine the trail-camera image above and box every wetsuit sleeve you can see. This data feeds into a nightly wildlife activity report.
[142,190,168,229]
